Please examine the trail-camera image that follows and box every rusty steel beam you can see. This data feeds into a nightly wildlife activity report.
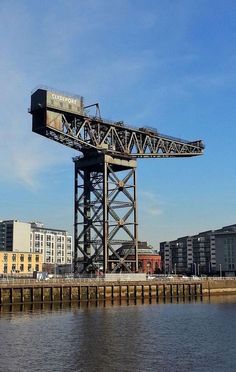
[30,88,204,159]
[74,154,138,273]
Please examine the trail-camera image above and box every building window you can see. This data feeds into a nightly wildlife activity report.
[36,255,39,262]
[20,254,24,262]
[35,264,39,271]
[28,255,32,262]
[20,264,24,272]
[12,254,16,262]
[4,265,7,273]
[224,238,234,270]
[12,264,16,272]
[28,264,32,272]
[4,254,8,262]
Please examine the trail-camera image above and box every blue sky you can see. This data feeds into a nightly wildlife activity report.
[0,0,236,248]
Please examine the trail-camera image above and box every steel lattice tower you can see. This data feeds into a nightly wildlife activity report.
[74,153,138,273]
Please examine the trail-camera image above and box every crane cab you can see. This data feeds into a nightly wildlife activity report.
[30,87,84,135]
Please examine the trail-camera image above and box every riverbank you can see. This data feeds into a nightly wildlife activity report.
[0,278,236,305]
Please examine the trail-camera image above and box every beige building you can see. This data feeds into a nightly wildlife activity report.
[0,251,42,275]
[0,220,73,265]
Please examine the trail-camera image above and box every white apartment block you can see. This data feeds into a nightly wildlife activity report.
[0,220,73,265]
[30,223,72,264]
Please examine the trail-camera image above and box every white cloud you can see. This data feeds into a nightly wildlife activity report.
[0,0,234,191]
[184,72,236,89]
[0,1,160,191]
[139,191,162,217]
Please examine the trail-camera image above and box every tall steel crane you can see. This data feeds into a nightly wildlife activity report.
[30,87,204,274]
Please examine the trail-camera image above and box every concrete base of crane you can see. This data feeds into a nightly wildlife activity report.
[104,273,146,281]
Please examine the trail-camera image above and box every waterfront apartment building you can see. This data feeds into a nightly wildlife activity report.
[160,224,236,276]
[0,220,31,252]
[30,222,72,265]
[0,251,42,275]
[0,220,73,265]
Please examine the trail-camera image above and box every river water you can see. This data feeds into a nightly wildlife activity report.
[0,296,236,372]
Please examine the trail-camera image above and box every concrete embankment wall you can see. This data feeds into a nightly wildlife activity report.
[0,279,236,305]
[202,279,236,296]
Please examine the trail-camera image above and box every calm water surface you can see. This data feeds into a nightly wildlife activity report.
[0,296,236,372]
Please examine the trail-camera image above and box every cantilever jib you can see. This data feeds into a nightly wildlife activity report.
[30,87,204,159]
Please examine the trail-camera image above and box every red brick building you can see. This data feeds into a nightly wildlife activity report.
[115,242,162,274]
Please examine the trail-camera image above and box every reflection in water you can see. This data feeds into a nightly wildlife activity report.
[0,296,236,372]
[0,295,205,317]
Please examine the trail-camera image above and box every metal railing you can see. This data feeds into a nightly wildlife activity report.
[0,275,235,285]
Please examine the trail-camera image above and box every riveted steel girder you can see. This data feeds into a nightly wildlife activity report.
[74,153,138,273]
[31,104,204,158]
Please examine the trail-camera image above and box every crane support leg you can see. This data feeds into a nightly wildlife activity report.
[74,153,138,274]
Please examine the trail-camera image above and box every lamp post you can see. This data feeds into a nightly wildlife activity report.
[197,264,200,276]
[166,264,169,276]
[54,261,57,277]
[71,259,73,277]
[219,263,222,278]
[208,261,211,275]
